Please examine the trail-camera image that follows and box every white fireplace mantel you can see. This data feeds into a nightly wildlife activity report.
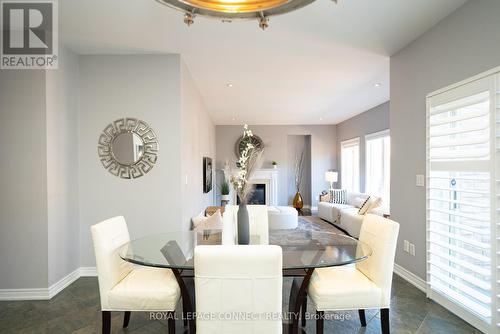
[225,168,278,206]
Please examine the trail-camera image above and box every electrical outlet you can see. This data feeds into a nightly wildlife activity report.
[416,174,425,187]
[404,240,409,252]
[409,243,416,256]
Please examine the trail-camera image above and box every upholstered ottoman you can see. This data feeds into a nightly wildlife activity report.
[267,206,298,229]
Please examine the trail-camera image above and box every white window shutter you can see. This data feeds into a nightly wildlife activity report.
[426,72,500,334]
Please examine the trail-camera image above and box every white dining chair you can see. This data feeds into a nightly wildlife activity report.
[306,214,399,334]
[248,205,270,244]
[194,245,283,334]
[91,216,181,334]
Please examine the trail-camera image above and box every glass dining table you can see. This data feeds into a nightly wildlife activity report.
[119,228,371,334]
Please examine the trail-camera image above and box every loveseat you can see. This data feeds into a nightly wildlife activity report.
[317,191,384,238]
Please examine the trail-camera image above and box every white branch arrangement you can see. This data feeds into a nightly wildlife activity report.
[294,150,304,192]
[230,124,264,204]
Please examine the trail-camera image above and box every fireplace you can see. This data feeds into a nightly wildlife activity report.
[237,183,266,205]
[229,168,278,206]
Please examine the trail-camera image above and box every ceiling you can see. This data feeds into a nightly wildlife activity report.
[60,0,467,125]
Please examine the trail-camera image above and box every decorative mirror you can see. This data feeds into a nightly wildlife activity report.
[235,134,264,157]
[98,118,159,179]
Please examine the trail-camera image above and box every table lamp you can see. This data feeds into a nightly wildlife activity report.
[325,170,338,190]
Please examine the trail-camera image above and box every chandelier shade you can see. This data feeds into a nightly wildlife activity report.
[156,0,316,20]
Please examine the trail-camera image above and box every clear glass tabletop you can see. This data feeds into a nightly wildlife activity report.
[119,229,372,270]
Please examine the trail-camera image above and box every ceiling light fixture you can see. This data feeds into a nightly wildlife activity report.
[226,83,233,87]
[156,0,337,30]
[374,83,382,87]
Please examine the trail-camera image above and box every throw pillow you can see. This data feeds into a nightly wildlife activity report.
[367,197,383,213]
[331,189,347,204]
[358,196,372,215]
[352,197,366,209]
[192,210,223,231]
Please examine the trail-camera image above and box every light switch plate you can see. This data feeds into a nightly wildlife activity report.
[404,240,409,252]
[416,174,425,187]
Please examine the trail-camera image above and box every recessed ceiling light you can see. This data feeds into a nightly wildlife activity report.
[226,83,233,88]
[374,83,382,87]
[231,117,236,121]
[319,117,323,121]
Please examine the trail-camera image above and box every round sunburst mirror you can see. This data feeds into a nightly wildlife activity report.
[235,134,264,157]
[97,118,159,179]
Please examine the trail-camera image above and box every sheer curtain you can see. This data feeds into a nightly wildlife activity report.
[365,130,390,209]
[340,138,360,192]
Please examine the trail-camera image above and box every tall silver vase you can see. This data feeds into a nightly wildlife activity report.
[237,202,250,245]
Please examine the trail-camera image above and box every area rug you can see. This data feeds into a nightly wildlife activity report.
[268,215,348,245]
[297,215,345,234]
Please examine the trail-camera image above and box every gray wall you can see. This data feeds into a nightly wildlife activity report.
[1,53,216,286]
[390,0,500,279]
[336,102,390,192]
[180,61,216,229]
[0,71,49,289]
[46,47,80,285]
[0,46,81,289]
[78,55,184,267]
[215,125,337,208]
[78,55,215,266]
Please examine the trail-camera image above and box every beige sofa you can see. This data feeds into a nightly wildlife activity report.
[317,191,384,238]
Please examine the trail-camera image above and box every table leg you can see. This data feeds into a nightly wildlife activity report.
[171,268,196,334]
[288,268,314,334]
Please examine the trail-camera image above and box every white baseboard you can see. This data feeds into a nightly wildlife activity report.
[393,263,427,293]
[79,267,97,277]
[0,267,97,301]
[0,288,49,301]
[48,268,80,299]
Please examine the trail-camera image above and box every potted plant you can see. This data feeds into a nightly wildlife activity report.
[272,161,278,169]
[220,180,230,204]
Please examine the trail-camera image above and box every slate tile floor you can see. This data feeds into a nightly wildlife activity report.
[0,274,481,334]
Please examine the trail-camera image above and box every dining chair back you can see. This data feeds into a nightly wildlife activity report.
[194,245,283,334]
[222,205,237,244]
[248,205,269,244]
[355,213,400,308]
[91,216,133,310]
[222,205,269,244]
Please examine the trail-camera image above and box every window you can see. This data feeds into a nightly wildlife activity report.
[426,71,500,334]
[341,138,360,192]
[365,130,390,208]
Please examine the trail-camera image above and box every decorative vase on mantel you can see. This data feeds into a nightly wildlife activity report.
[293,191,303,211]
[237,201,250,245]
